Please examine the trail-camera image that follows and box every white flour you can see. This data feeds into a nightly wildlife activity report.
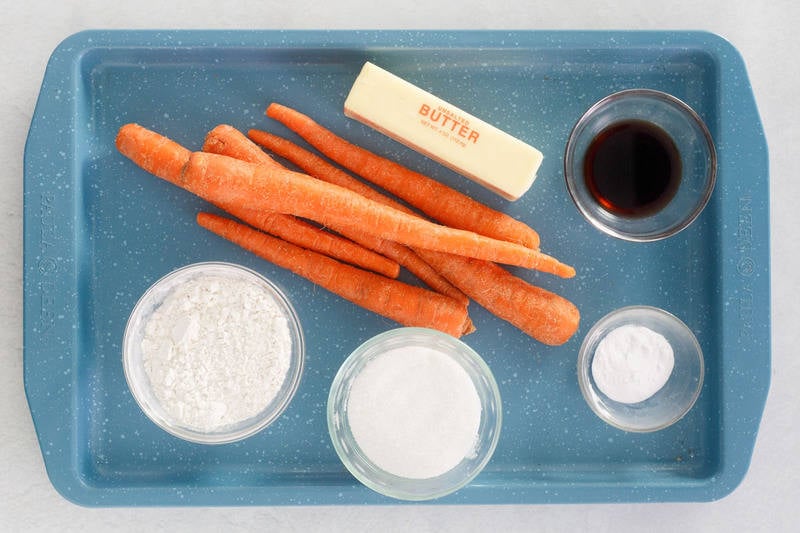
[591,324,674,404]
[141,274,292,431]
[346,345,482,479]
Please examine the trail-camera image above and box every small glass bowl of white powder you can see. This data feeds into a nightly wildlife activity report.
[577,306,704,432]
[123,262,304,444]
[327,327,502,501]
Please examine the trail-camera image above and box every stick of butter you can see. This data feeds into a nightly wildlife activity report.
[343,62,544,201]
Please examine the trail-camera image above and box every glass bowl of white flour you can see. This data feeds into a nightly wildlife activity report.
[123,262,304,444]
[327,327,502,501]
[577,305,704,432]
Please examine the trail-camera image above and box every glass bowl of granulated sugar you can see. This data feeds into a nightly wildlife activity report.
[123,262,304,444]
[327,327,502,501]
[577,305,704,433]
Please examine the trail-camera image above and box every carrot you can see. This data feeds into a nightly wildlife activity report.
[115,123,190,185]
[182,150,572,273]
[196,212,472,337]
[367,239,469,306]
[224,205,399,278]
[245,130,573,277]
[203,126,401,277]
[201,125,467,302]
[416,250,580,345]
[249,128,412,211]
[265,102,541,249]
[248,127,579,343]
[116,123,399,278]
[114,122,556,270]
[116,125,574,343]
[300,226,475,330]
[246,128,474,302]
[203,124,285,170]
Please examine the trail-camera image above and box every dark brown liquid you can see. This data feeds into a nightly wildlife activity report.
[584,119,681,217]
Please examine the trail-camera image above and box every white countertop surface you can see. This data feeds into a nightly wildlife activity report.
[3,1,797,531]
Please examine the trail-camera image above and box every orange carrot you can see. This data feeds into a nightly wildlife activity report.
[249,128,413,212]
[204,126,400,268]
[244,130,573,276]
[116,124,574,343]
[367,239,469,306]
[248,127,579,343]
[197,212,472,337]
[203,127,401,277]
[115,123,189,185]
[203,124,285,170]
[225,206,399,278]
[116,123,399,278]
[182,150,572,273]
[265,102,541,249]
[114,123,559,270]
[202,125,467,303]
[416,251,580,345]
[247,128,475,302]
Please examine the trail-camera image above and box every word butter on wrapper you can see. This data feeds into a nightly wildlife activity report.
[344,62,544,201]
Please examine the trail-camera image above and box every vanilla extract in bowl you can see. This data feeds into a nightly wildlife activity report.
[564,89,716,242]
[583,119,682,218]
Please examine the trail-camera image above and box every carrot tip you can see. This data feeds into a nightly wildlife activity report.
[560,264,577,278]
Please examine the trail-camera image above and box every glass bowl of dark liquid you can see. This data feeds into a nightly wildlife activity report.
[564,89,716,241]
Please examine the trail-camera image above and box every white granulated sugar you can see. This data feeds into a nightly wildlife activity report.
[141,275,292,431]
[346,346,482,479]
[591,324,675,404]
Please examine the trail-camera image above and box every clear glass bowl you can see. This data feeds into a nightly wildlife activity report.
[327,327,502,501]
[577,306,705,432]
[565,89,716,241]
[122,262,304,444]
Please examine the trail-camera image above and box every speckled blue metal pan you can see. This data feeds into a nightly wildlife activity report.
[23,30,769,506]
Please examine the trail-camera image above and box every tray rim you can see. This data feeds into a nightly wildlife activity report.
[22,28,771,506]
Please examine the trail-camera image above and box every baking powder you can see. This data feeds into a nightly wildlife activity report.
[591,324,674,404]
[346,345,482,479]
[141,274,292,431]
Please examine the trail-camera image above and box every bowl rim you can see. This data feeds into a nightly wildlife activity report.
[564,88,718,242]
[576,305,705,433]
[122,261,305,445]
[326,327,502,500]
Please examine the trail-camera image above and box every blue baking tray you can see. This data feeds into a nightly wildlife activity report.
[23,30,769,506]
